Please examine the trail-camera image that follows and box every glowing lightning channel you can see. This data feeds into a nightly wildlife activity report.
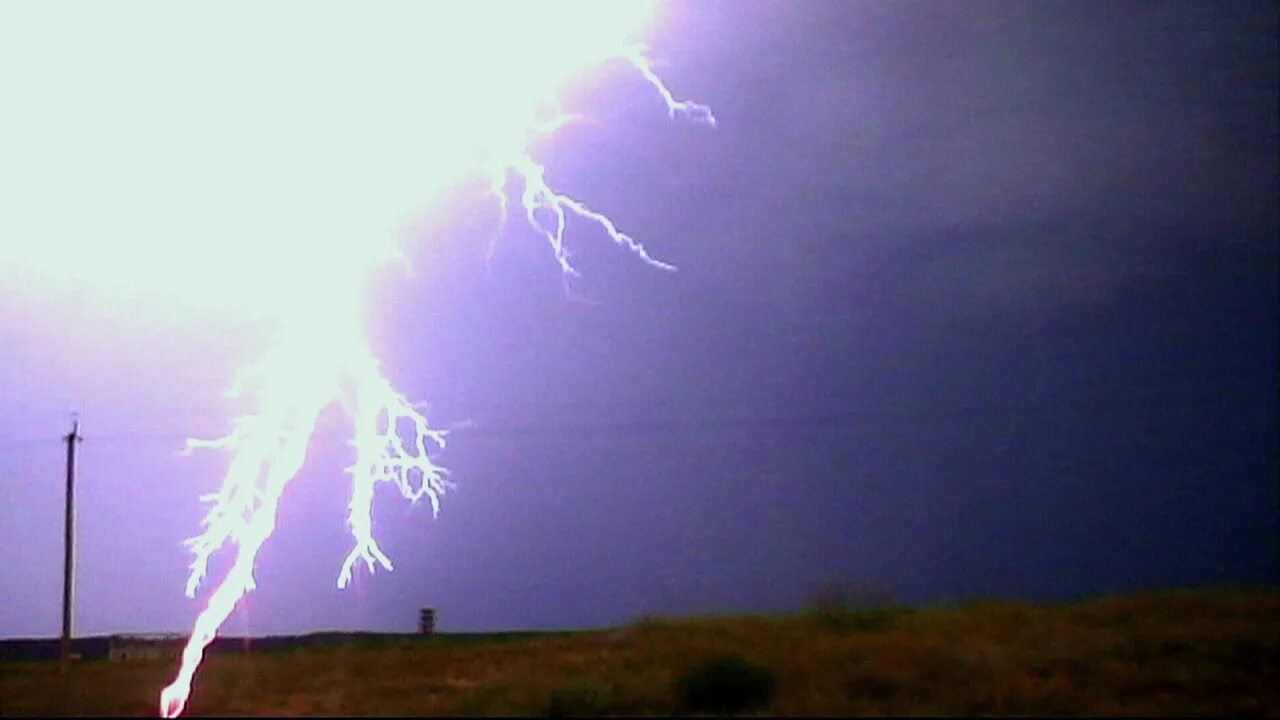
[499,45,716,278]
[157,34,713,720]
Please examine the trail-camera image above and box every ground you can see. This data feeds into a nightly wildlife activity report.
[1,587,1275,716]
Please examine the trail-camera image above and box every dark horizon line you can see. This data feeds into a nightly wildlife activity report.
[4,581,1275,646]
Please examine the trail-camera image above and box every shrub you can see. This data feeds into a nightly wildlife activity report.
[805,580,900,632]
[674,653,778,715]
[545,679,611,717]
[844,662,902,704]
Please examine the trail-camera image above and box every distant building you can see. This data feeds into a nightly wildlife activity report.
[107,634,184,662]
[419,608,436,635]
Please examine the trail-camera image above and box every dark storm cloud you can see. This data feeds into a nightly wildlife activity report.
[654,0,1277,330]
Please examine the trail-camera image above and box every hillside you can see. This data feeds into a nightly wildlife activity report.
[1,587,1275,716]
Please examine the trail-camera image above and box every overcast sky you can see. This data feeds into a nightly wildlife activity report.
[1,0,1276,638]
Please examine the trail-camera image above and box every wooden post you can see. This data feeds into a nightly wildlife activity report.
[60,418,82,675]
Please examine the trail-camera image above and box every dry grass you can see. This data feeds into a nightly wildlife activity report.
[1,586,1275,716]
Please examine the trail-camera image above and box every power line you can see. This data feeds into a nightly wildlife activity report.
[0,392,1259,452]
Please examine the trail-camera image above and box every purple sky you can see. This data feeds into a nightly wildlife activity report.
[1,1,1276,638]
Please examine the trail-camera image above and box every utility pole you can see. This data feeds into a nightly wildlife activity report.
[60,416,81,675]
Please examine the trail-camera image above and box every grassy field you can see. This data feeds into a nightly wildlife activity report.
[2,586,1275,716]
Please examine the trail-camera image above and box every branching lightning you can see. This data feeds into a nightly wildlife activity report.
[150,12,715,720]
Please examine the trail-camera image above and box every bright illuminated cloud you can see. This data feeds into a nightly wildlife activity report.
[0,0,655,320]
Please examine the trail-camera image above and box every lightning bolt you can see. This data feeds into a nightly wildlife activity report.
[157,32,714,720]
